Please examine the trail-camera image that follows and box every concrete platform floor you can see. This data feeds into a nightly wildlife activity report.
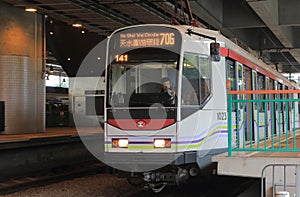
[212,133,300,178]
[0,127,103,143]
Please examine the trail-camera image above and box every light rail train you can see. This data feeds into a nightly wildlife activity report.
[102,24,299,191]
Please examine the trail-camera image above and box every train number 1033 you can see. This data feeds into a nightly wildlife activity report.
[160,33,175,45]
[216,112,227,121]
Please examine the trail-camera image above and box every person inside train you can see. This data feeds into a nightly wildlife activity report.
[160,77,176,106]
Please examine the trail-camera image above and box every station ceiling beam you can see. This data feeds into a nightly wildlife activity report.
[2,0,300,74]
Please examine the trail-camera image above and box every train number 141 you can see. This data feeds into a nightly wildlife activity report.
[217,112,227,121]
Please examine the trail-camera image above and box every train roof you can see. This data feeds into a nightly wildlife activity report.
[110,24,295,88]
[174,25,293,87]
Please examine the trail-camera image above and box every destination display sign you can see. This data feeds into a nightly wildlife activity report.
[109,26,182,58]
[119,32,175,48]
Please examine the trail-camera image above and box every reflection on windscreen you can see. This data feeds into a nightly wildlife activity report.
[109,61,177,107]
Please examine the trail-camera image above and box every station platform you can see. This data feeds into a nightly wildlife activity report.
[0,127,102,144]
[212,134,300,196]
[212,150,300,179]
[212,134,300,178]
[0,127,104,181]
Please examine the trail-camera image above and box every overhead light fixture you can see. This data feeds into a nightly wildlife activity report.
[25,6,37,13]
[72,22,82,28]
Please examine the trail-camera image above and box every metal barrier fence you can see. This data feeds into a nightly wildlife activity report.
[228,90,300,157]
[261,164,300,197]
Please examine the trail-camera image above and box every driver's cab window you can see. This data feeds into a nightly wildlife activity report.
[182,53,211,106]
[182,53,200,105]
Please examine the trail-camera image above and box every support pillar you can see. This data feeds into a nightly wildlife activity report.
[0,2,45,134]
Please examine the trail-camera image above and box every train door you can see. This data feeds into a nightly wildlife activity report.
[254,73,266,145]
[295,90,300,129]
[226,59,238,147]
[252,70,258,145]
[235,62,245,147]
[282,85,287,133]
[274,81,278,135]
[276,82,284,134]
[270,79,276,136]
[289,87,294,133]
[265,77,271,139]
[285,86,291,133]
[244,67,252,142]
[281,85,287,133]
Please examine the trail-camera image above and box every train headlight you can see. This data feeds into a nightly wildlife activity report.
[112,138,128,148]
[154,139,171,148]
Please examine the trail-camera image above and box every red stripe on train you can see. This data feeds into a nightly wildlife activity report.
[107,119,175,130]
[220,47,279,82]
[220,47,229,57]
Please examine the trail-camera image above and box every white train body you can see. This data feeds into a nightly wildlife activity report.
[103,24,297,187]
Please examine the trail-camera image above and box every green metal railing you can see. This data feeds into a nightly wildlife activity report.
[228,90,300,156]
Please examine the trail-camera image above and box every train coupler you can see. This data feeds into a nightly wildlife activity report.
[143,167,189,192]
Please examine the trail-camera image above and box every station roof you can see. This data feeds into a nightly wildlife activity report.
[2,0,300,75]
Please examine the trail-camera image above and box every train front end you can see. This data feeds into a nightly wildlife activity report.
[105,26,181,169]
[103,24,225,190]
[104,25,186,182]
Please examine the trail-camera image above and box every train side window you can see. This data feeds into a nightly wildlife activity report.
[236,63,243,109]
[270,78,275,108]
[182,54,211,106]
[284,86,289,111]
[266,77,270,110]
[226,59,236,111]
[182,53,200,105]
[278,83,283,112]
[257,74,265,112]
[199,56,211,104]
[252,71,257,110]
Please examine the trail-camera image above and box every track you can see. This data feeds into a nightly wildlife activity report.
[0,167,260,196]
[127,175,260,197]
[0,161,107,195]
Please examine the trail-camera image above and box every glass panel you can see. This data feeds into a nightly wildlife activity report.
[107,48,178,107]
[237,64,243,109]
[46,75,69,88]
[199,56,211,103]
[258,74,265,112]
[227,60,236,111]
[252,71,257,109]
[227,61,236,91]
[182,53,200,105]
[252,72,257,91]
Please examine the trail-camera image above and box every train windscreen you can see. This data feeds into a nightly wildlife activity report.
[107,48,178,107]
